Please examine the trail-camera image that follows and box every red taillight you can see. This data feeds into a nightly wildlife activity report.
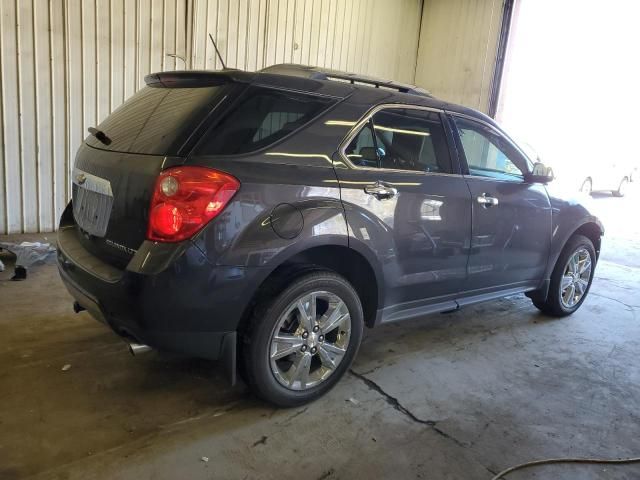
[147,166,240,243]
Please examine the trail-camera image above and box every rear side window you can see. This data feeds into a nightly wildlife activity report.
[344,108,453,173]
[87,85,226,155]
[195,87,336,156]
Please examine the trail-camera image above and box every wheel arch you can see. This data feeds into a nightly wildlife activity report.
[237,241,383,333]
[547,219,604,280]
[581,177,593,191]
[572,221,603,259]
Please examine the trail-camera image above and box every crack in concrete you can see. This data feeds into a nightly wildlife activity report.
[350,370,500,477]
[349,369,467,448]
[277,407,308,425]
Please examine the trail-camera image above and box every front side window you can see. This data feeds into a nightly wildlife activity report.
[453,117,525,181]
[196,86,335,155]
[344,108,453,173]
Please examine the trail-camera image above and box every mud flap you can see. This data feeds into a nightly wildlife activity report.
[221,331,237,386]
[526,278,550,303]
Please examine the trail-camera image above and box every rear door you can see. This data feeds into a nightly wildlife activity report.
[448,113,551,296]
[335,106,472,319]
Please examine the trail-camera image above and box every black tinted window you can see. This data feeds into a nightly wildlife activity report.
[196,87,335,155]
[87,85,225,155]
[345,108,452,173]
[344,121,379,167]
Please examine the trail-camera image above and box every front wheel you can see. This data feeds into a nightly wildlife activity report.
[241,271,363,407]
[532,234,596,317]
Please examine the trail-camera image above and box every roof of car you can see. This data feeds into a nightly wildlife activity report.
[144,64,498,128]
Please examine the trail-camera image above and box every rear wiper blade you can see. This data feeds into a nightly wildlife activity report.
[88,127,112,146]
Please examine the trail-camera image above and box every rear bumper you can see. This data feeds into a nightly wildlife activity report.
[56,223,264,365]
[58,264,232,359]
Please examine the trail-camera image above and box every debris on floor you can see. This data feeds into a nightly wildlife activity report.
[200,456,209,463]
[61,364,71,372]
[0,258,4,272]
[12,266,27,281]
[0,241,56,281]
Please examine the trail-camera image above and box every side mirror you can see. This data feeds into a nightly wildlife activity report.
[527,162,554,183]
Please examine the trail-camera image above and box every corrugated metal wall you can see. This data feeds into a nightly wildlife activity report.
[190,0,421,81]
[0,0,422,234]
[0,0,192,234]
[414,0,503,113]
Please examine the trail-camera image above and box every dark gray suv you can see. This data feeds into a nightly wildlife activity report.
[57,64,604,406]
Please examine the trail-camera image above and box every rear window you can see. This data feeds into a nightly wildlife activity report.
[194,86,336,156]
[86,85,227,155]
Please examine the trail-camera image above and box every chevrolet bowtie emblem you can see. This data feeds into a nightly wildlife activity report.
[76,173,87,185]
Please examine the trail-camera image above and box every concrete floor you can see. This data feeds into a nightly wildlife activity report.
[1,186,639,480]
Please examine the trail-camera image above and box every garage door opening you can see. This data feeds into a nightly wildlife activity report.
[496,0,640,193]
[495,0,640,264]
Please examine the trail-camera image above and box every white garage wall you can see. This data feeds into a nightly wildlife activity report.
[414,0,503,113]
[190,0,422,82]
[0,0,422,234]
[0,0,192,234]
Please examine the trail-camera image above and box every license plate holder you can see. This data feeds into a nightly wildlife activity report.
[72,168,114,237]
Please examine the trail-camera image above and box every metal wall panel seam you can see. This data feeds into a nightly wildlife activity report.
[0,10,5,233]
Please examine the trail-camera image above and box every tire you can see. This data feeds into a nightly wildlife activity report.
[532,234,596,317]
[580,178,592,195]
[613,177,628,197]
[241,271,363,407]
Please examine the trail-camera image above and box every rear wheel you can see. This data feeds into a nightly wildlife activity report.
[532,235,595,317]
[241,271,363,407]
[613,177,628,197]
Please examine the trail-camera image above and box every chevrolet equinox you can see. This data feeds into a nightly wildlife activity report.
[57,64,604,406]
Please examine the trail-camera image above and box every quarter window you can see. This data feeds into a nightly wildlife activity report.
[453,117,525,181]
[196,86,335,155]
[344,108,453,173]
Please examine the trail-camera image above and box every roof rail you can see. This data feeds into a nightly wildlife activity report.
[259,64,432,97]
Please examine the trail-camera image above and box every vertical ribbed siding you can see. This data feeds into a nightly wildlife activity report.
[415,0,503,113]
[0,0,422,234]
[0,0,190,234]
[190,0,423,81]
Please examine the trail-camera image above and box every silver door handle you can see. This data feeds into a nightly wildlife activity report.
[364,182,398,199]
[477,193,499,207]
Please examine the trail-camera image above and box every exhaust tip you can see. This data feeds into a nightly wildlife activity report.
[128,343,152,356]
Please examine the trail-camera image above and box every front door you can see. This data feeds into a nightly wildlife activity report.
[449,114,552,295]
[334,106,472,319]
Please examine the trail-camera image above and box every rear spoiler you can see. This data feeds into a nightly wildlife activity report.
[144,69,255,88]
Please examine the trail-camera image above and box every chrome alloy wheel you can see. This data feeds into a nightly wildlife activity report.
[269,291,351,390]
[560,247,592,309]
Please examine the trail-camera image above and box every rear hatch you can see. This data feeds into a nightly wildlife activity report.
[72,78,240,268]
